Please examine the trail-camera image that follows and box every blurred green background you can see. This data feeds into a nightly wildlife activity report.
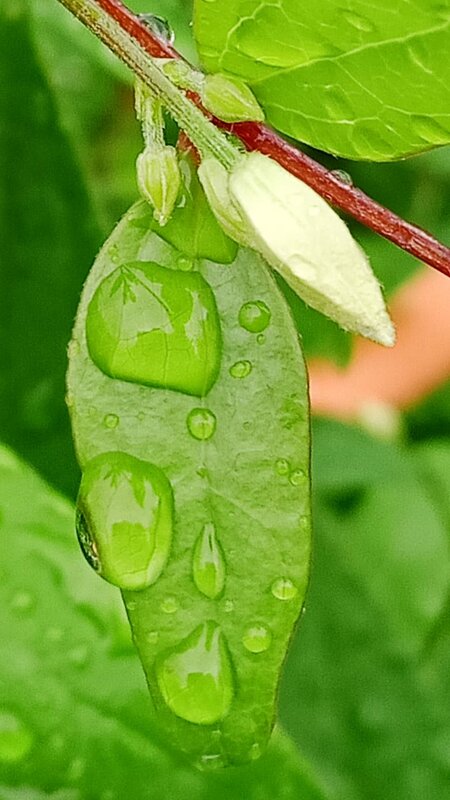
[1,1,449,799]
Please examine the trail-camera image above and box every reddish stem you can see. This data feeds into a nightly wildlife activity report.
[97,0,450,278]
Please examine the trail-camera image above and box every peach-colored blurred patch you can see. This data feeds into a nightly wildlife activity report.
[308,269,450,420]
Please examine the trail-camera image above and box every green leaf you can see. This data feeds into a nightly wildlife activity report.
[194,0,450,160]
[279,434,449,799]
[0,444,326,799]
[67,201,311,767]
[0,5,102,497]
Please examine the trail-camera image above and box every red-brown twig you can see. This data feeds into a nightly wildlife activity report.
[76,0,450,278]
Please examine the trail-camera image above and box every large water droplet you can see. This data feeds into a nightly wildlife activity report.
[239,301,271,333]
[229,360,252,379]
[76,452,173,591]
[156,620,234,724]
[192,523,226,599]
[86,262,222,397]
[187,407,217,440]
[0,713,33,763]
[242,625,272,653]
[271,577,298,601]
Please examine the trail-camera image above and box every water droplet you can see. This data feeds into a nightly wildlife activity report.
[229,360,252,379]
[197,465,208,478]
[0,713,33,763]
[160,595,178,614]
[192,523,226,599]
[239,301,271,333]
[243,421,252,431]
[187,408,217,440]
[198,753,225,770]
[242,625,272,654]
[156,621,234,724]
[103,413,119,429]
[271,578,298,601]
[411,115,448,144]
[147,630,159,644]
[250,742,261,760]
[138,13,175,43]
[256,334,265,345]
[275,458,290,476]
[224,599,234,613]
[342,11,375,32]
[68,644,89,668]
[330,169,353,186]
[176,254,194,271]
[86,263,222,397]
[108,244,121,264]
[10,591,34,613]
[76,452,174,591]
[289,468,307,486]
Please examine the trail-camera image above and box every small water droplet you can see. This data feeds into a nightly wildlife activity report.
[103,413,119,429]
[187,408,217,440]
[224,599,234,613]
[0,713,33,763]
[192,523,226,599]
[147,630,159,644]
[108,244,121,264]
[156,621,234,724]
[239,301,271,333]
[198,752,225,770]
[197,465,208,478]
[289,468,307,486]
[138,13,175,43]
[229,360,252,379]
[271,578,298,601]
[330,169,353,186]
[176,254,194,271]
[10,591,34,613]
[76,452,174,591]
[160,595,178,614]
[256,334,265,345]
[243,421,252,431]
[242,625,272,653]
[275,458,290,476]
[342,11,375,32]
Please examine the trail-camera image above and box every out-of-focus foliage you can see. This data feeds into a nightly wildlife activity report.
[1,2,450,799]
[0,444,326,799]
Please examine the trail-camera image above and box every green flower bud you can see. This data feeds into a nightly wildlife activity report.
[136,144,181,226]
[200,152,395,346]
[201,73,265,123]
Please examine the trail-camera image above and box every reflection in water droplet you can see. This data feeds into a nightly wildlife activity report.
[275,458,290,476]
[242,625,272,653]
[76,452,174,591]
[229,360,252,379]
[103,413,119,429]
[156,620,234,724]
[187,408,217,440]
[330,169,353,186]
[192,523,226,599]
[176,254,194,271]
[0,713,33,763]
[239,301,271,333]
[271,578,298,601]
[86,262,221,397]
[289,468,307,486]
[160,595,179,614]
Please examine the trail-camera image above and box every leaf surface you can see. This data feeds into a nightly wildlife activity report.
[194,0,450,160]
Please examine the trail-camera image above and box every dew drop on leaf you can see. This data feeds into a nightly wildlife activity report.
[176,254,194,271]
[242,625,272,653]
[86,262,222,397]
[238,300,271,333]
[192,522,226,599]
[76,451,174,591]
[160,595,179,614]
[0,713,33,763]
[271,577,298,601]
[229,360,252,379]
[187,408,217,440]
[289,468,307,486]
[103,413,119,429]
[138,13,175,44]
[275,458,290,476]
[156,621,234,724]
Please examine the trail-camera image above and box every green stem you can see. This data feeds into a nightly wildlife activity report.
[57,0,239,167]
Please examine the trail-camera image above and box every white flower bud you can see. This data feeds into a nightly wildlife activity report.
[136,144,181,226]
[201,151,395,346]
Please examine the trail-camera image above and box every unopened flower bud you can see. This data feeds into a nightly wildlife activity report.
[136,144,181,226]
[202,73,265,123]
